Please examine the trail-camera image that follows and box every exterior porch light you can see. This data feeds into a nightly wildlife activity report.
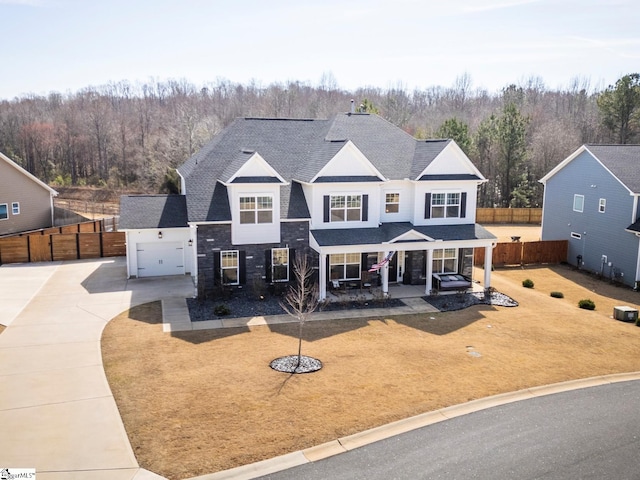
[188,238,193,247]
[158,231,163,239]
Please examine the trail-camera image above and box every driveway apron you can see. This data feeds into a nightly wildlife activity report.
[0,257,194,479]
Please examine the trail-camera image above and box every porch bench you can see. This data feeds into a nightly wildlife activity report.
[432,273,472,291]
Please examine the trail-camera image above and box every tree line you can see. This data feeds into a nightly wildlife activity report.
[0,73,638,207]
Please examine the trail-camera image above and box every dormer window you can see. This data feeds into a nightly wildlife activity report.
[239,195,273,224]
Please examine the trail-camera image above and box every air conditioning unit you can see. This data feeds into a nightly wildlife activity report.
[613,306,638,323]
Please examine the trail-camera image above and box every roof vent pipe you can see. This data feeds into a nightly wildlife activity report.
[350,99,355,114]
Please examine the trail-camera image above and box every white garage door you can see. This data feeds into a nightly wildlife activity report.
[136,242,185,277]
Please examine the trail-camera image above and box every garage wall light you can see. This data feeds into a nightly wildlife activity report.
[158,231,163,239]
[188,239,193,247]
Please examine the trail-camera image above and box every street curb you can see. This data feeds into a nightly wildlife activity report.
[184,373,640,480]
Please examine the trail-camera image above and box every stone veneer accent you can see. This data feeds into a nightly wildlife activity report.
[196,221,316,293]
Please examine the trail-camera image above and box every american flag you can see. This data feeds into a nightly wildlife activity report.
[369,251,395,272]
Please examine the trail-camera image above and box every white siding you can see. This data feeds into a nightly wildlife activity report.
[413,181,477,226]
[309,182,381,230]
[380,181,414,223]
[229,183,281,244]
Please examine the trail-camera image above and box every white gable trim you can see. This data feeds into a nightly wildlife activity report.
[414,141,485,181]
[388,229,434,243]
[539,145,587,185]
[539,145,635,195]
[0,151,58,196]
[310,141,386,183]
[227,152,287,184]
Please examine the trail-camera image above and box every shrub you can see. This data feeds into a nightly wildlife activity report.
[550,291,564,298]
[578,299,596,310]
[522,279,534,288]
[214,304,231,316]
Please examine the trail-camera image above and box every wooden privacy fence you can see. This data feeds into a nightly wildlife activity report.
[474,240,568,267]
[0,219,125,265]
[476,208,542,224]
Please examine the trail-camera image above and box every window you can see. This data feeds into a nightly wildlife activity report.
[573,194,584,213]
[0,204,7,220]
[599,198,606,213]
[239,195,273,224]
[329,253,361,280]
[385,193,400,213]
[433,248,458,274]
[272,248,289,282]
[331,194,361,222]
[220,250,239,285]
[431,192,460,218]
[11,202,19,215]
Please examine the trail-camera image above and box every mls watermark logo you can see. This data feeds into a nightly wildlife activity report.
[0,469,36,479]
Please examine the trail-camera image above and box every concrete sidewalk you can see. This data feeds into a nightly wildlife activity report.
[0,257,195,479]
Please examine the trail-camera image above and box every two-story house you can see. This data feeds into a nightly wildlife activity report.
[0,151,58,236]
[119,112,497,299]
[540,144,640,288]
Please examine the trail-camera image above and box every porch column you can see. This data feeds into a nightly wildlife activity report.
[425,249,433,295]
[381,251,389,297]
[319,253,327,300]
[484,245,494,289]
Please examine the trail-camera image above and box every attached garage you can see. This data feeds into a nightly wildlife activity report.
[119,194,194,279]
[136,242,185,277]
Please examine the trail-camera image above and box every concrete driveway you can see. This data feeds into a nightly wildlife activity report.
[0,257,194,479]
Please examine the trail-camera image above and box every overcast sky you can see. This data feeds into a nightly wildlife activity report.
[1,0,638,99]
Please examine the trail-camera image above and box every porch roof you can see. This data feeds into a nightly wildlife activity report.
[310,222,496,247]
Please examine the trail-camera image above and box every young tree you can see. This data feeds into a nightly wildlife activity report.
[272,253,322,373]
[597,73,640,144]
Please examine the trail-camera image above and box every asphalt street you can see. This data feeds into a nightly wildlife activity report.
[258,380,640,480]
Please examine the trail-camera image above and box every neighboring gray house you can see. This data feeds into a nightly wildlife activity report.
[540,144,640,288]
[120,112,497,299]
[0,151,58,236]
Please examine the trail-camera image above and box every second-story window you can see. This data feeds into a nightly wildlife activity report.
[239,195,273,224]
[432,192,460,218]
[331,194,361,222]
[385,193,400,213]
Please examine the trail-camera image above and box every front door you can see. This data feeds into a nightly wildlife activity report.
[388,251,398,282]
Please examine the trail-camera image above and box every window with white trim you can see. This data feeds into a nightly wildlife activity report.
[329,253,361,280]
[0,204,7,220]
[221,250,239,285]
[432,192,460,218]
[272,248,289,282]
[598,198,606,213]
[331,194,361,222]
[239,195,273,224]
[573,194,584,213]
[432,248,458,274]
[385,193,400,213]
[11,202,20,215]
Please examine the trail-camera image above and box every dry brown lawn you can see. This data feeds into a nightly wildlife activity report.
[0,324,5,335]
[102,264,640,480]
[482,224,541,242]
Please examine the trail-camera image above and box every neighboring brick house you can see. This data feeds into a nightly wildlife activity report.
[119,112,497,299]
[540,144,640,288]
[0,151,58,236]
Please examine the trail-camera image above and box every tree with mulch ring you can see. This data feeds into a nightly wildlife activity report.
[270,253,322,374]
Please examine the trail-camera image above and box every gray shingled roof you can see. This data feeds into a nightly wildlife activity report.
[119,195,188,229]
[586,145,640,193]
[627,219,640,233]
[311,222,495,247]
[177,113,454,223]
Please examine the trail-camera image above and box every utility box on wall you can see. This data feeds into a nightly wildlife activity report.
[613,306,639,323]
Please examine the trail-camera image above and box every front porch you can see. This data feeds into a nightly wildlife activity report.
[325,275,485,302]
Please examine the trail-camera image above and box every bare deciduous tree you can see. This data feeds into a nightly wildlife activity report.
[279,253,319,369]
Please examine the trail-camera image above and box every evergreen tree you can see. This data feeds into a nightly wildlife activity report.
[597,73,640,144]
